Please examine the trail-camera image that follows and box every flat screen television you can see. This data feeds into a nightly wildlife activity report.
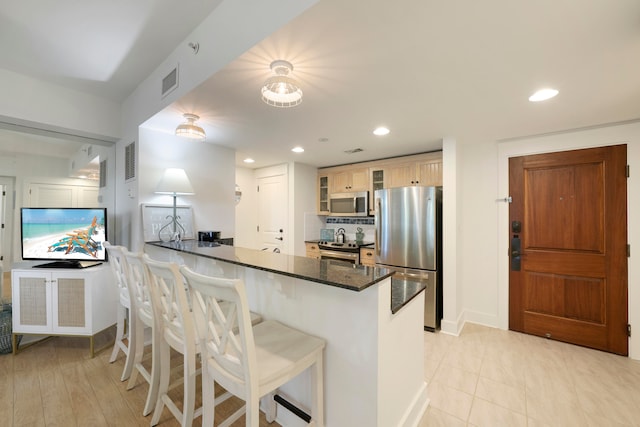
[21,207,108,268]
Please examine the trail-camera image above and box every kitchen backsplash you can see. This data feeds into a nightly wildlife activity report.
[326,217,374,225]
[304,213,375,242]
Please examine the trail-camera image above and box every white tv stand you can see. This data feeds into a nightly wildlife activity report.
[11,263,117,357]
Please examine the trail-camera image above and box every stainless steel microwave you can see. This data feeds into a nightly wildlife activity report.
[329,191,369,216]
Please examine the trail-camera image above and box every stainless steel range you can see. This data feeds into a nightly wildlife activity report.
[317,241,373,264]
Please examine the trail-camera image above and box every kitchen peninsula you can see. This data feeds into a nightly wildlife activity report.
[145,241,429,427]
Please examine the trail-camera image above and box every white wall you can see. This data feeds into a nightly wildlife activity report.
[0,69,120,141]
[235,167,258,249]
[451,120,640,359]
[128,127,236,250]
[291,162,318,256]
[235,162,317,255]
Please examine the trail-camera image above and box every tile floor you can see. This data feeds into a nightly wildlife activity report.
[419,323,640,427]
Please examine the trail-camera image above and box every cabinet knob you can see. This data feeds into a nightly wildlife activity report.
[366,252,372,256]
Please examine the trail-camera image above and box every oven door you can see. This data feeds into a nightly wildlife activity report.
[319,249,359,264]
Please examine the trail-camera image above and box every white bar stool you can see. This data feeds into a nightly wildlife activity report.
[103,242,134,381]
[144,255,202,427]
[121,249,161,416]
[181,265,326,427]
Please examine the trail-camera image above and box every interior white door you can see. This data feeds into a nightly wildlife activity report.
[257,174,287,253]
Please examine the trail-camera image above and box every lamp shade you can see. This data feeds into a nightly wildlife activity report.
[155,168,195,195]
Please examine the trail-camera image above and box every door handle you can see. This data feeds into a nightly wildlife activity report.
[510,236,521,271]
[375,198,381,255]
[275,237,283,241]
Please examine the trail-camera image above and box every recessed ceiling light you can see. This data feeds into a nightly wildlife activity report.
[373,127,390,136]
[291,146,305,153]
[529,88,559,102]
[243,158,255,163]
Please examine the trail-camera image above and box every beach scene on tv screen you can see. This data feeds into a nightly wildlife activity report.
[22,209,107,260]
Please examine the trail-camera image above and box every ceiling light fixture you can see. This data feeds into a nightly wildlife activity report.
[291,147,305,153]
[243,158,255,164]
[529,88,559,102]
[373,127,390,136]
[175,113,206,140]
[261,60,303,108]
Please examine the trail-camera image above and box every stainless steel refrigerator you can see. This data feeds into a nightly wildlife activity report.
[374,186,442,330]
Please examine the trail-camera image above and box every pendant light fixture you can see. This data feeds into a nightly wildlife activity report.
[175,113,206,140]
[261,60,303,108]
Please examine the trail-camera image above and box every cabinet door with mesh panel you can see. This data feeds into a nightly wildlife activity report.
[11,271,52,333]
[52,275,88,333]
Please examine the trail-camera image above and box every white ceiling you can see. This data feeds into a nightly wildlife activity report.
[2,0,640,169]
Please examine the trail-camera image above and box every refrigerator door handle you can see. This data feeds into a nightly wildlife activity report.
[375,198,381,255]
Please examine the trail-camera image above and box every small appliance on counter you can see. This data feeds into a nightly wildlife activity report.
[336,228,346,244]
[355,227,365,244]
[198,231,221,242]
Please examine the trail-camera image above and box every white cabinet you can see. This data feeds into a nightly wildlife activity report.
[11,265,117,356]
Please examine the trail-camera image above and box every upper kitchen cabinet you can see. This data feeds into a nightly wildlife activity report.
[369,168,385,214]
[386,154,442,188]
[329,168,369,193]
[317,151,442,214]
[317,173,330,214]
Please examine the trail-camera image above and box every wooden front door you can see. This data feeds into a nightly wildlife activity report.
[509,145,628,355]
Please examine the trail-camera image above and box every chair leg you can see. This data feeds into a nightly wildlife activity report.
[142,326,160,416]
[264,392,277,423]
[201,370,215,427]
[181,350,197,427]
[247,395,260,427]
[120,312,135,381]
[126,317,145,390]
[311,353,324,427]
[109,304,126,363]
[150,339,171,426]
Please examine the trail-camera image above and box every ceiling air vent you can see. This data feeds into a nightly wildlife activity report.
[161,65,179,98]
[124,141,136,182]
[344,148,363,154]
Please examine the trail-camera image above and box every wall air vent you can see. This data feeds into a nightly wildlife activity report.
[344,148,364,154]
[125,141,136,182]
[99,160,107,188]
[161,65,179,98]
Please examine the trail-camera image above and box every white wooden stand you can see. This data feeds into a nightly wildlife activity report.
[11,264,117,357]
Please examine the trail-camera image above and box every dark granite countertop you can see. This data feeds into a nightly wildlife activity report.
[147,241,393,292]
[147,241,424,312]
[391,278,426,314]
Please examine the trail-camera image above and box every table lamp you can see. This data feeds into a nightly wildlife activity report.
[155,168,195,242]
